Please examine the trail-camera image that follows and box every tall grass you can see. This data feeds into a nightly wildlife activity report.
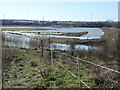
[2,28,120,88]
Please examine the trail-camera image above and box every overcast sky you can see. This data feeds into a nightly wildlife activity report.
[0,1,119,21]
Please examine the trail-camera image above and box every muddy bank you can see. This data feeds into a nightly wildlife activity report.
[101,27,119,40]
[3,27,115,47]
[58,32,88,37]
[55,27,119,45]
[1,28,56,31]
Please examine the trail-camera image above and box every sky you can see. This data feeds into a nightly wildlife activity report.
[0,1,119,21]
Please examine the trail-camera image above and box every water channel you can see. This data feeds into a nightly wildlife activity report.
[2,26,104,51]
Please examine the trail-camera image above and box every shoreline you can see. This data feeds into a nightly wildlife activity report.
[2,27,118,46]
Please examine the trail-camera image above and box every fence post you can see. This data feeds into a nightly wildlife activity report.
[51,47,54,66]
[48,36,51,50]
[77,56,81,88]
[59,53,62,64]
[41,39,44,57]
[48,36,51,64]
[49,37,54,66]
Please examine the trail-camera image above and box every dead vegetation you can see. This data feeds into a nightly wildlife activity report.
[58,32,88,37]
[2,27,120,88]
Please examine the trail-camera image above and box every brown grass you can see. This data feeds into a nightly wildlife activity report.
[101,27,118,40]
[2,28,55,31]
[58,32,88,37]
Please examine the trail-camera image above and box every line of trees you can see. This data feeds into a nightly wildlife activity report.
[1,19,119,28]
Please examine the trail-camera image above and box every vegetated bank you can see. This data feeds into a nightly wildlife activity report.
[2,27,120,89]
[2,46,95,88]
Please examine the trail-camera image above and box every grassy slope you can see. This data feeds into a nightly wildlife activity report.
[1,28,55,31]
[2,27,119,88]
[3,46,95,88]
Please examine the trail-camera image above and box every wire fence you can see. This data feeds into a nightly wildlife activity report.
[55,51,120,74]
[2,33,120,89]
[22,35,120,89]
[51,50,120,89]
[44,37,120,89]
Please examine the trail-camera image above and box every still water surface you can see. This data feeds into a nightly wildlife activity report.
[2,27,103,51]
[2,27,104,39]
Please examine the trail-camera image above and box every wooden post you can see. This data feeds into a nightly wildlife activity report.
[77,56,81,88]
[49,37,54,66]
[59,54,62,64]
[41,39,44,57]
[48,36,51,64]
[51,49,54,66]
[48,37,51,50]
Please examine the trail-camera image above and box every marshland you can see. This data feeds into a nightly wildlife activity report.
[1,25,120,89]
[1,1,120,89]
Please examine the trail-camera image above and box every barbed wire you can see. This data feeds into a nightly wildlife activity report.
[55,50,120,74]
[56,61,92,89]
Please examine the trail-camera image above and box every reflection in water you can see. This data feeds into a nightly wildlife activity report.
[2,33,100,51]
[51,43,99,51]
[2,27,104,39]
[3,33,31,48]
[2,27,103,51]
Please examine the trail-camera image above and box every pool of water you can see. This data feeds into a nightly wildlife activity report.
[51,43,99,51]
[2,27,104,39]
[2,33,100,51]
[2,26,103,51]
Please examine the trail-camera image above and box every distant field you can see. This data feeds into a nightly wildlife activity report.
[1,28,55,31]
[2,27,120,88]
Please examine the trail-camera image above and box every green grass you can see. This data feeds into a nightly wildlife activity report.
[3,46,95,88]
[1,28,55,31]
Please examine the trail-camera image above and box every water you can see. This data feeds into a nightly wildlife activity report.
[2,33,100,51]
[3,33,31,48]
[2,27,104,39]
[2,26,103,51]
[51,43,99,51]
